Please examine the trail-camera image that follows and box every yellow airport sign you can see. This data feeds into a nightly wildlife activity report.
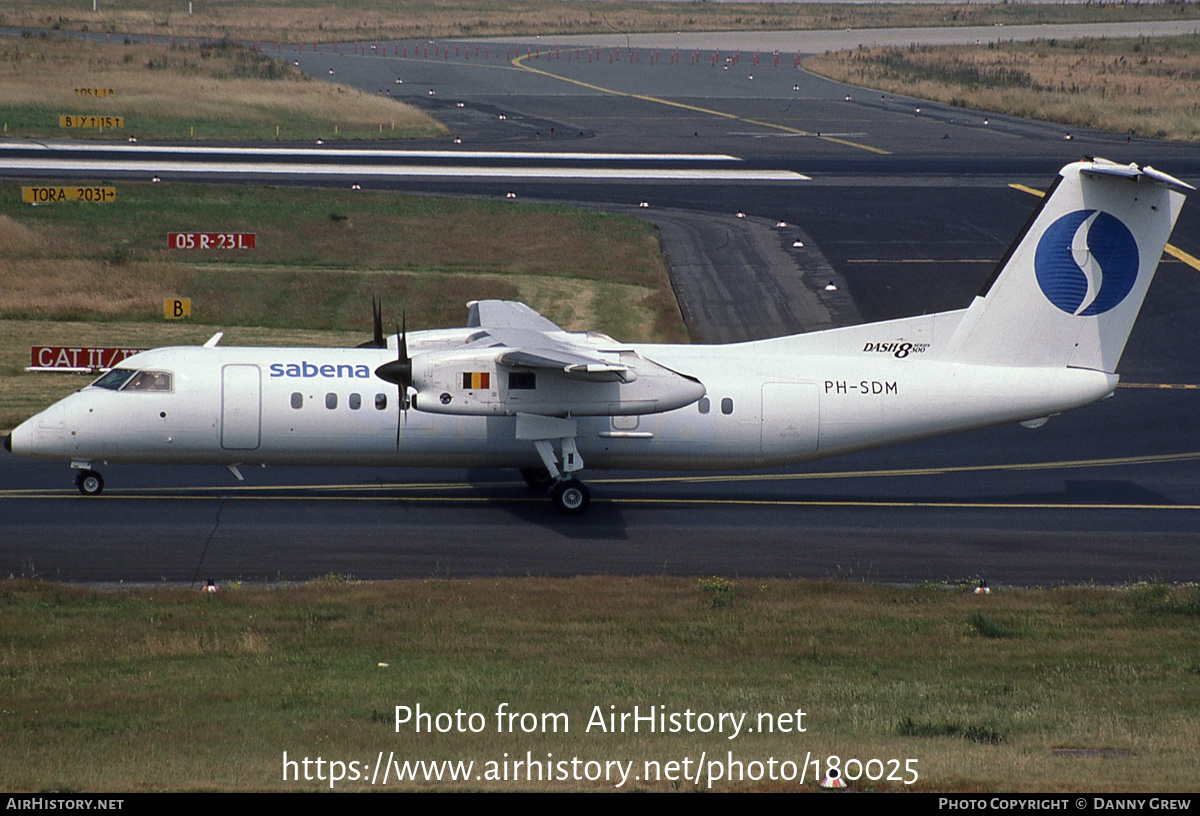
[22,186,116,204]
[59,115,124,129]
[164,299,192,320]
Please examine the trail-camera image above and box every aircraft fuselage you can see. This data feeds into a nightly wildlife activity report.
[9,340,1115,473]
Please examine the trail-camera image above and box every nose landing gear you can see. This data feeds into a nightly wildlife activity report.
[75,469,105,496]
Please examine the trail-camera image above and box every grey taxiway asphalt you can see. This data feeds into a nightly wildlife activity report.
[2,25,1200,584]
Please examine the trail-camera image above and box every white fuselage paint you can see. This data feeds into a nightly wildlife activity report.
[9,339,1116,473]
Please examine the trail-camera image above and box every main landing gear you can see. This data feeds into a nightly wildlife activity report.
[517,414,591,515]
[551,479,590,515]
[520,467,556,490]
[521,467,589,513]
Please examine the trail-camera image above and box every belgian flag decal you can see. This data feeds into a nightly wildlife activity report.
[462,372,490,390]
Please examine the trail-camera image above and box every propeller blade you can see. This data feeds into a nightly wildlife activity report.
[372,314,413,395]
[399,308,408,386]
[369,311,414,450]
[355,295,387,349]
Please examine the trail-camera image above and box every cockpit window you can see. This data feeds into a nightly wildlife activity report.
[92,369,136,390]
[91,369,173,392]
[125,371,172,392]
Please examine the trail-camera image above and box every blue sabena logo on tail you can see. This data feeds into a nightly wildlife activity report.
[1034,210,1140,316]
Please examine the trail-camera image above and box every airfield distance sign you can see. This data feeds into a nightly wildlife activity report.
[22,186,116,204]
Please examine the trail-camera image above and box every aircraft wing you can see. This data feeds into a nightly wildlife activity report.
[396,299,704,417]
[466,300,633,382]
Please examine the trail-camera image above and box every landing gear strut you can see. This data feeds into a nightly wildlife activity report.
[517,414,592,515]
[75,469,104,496]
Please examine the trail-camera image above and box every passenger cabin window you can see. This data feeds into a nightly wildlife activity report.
[325,393,338,410]
[375,393,387,410]
[349,393,361,410]
[697,397,710,414]
[291,392,303,409]
[721,397,734,415]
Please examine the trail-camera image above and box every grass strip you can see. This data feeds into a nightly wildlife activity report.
[2,1,1199,44]
[0,181,679,335]
[0,35,444,142]
[0,576,1197,791]
[805,34,1200,142]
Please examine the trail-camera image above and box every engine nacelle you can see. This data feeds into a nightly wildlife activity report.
[409,349,705,417]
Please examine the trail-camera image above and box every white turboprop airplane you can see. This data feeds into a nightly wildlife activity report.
[4,159,1192,513]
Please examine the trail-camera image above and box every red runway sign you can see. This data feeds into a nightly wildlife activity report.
[29,346,148,372]
[168,232,256,250]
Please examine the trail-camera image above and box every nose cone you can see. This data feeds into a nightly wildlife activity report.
[7,416,36,457]
[7,404,66,459]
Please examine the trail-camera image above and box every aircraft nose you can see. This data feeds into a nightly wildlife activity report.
[7,405,66,459]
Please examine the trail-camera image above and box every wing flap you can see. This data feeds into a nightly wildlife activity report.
[499,349,631,382]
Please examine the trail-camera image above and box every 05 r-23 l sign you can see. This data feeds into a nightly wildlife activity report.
[168,232,257,250]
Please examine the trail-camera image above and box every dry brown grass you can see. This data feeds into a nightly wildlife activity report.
[806,35,1200,141]
[4,1,1200,44]
[0,36,445,140]
[0,215,47,255]
[1,260,190,317]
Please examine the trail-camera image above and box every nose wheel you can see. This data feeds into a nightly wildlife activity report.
[551,479,590,515]
[75,469,105,496]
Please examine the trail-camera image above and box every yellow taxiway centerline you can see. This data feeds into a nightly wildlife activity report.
[511,54,891,155]
[1,491,1198,511]
[2,450,1198,499]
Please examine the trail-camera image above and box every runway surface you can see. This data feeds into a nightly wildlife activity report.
[2,24,1199,584]
[4,384,1200,585]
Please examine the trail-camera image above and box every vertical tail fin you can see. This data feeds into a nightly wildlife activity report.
[944,159,1191,372]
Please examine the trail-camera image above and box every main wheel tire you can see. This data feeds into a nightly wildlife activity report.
[521,467,556,490]
[551,479,590,515]
[75,469,104,496]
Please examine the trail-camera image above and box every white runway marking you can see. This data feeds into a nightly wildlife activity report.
[3,143,744,163]
[0,156,808,182]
